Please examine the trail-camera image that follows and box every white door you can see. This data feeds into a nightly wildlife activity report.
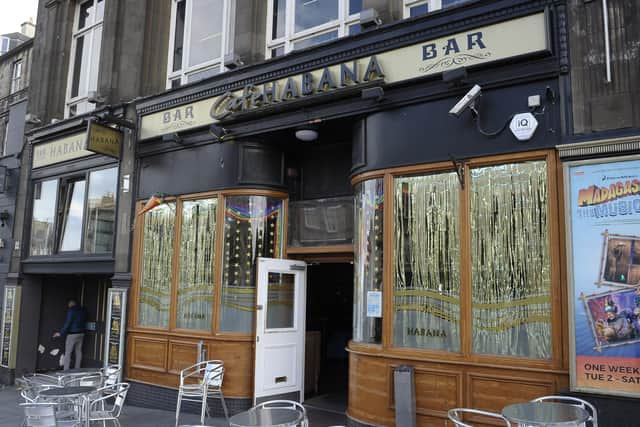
[254,257,307,404]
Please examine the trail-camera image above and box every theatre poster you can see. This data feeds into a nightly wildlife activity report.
[565,155,640,397]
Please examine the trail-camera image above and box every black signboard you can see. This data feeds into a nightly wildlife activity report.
[104,288,127,370]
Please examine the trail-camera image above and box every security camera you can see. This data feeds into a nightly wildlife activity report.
[448,84,482,117]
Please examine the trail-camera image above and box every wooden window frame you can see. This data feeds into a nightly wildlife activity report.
[351,150,565,371]
[129,189,289,339]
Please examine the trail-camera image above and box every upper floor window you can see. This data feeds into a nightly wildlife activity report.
[167,0,235,88]
[65,0,104,118]
[0,37,10,55]
[267,0,362,58]
[403,0,469,18]
[10,60,23,94]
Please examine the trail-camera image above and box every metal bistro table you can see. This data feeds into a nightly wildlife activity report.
[39,385,97,427]
[502,402,590,426]
[48,368,102,385]
[229,408,304,427]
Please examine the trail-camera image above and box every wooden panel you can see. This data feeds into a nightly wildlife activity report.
[127,367,177,388]
[414,368,462,417]
[207,340,253,398]
[348,352,395,426]
[467,372,555,414]
[130,335,168,371]
[348,348,569,427]
[168,340,199,374]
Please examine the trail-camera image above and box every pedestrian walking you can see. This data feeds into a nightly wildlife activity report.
[52,298,87,370]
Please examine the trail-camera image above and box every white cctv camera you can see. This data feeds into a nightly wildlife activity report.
[448,84,482,117]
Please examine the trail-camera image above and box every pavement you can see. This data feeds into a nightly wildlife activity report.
[0,385,348,426]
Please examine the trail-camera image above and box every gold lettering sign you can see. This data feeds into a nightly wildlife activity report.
[32,133,93,169]
[140,12,548,140]
[86,121,122,158]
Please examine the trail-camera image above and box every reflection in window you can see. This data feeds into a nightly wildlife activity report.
[353,179,383,344]
[267,0,362,58]
[177,199,217,330]
[218,196,284,333]
[84,168,117,253]
[30,180,59,256]
[403,0,470,19]
[138,203,175,328]
[470,161,551,359]
[66,0,104,117]
[394,173,461,351]
[167,0,234,87]
[60,179,87,252]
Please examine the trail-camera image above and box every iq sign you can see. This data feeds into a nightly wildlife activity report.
[509,112,538,141]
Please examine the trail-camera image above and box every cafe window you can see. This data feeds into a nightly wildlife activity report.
[353,179,384,344]
[65,0,104,117]
[403,0,470,18]
[390,157,553,360]
[167,0,235,88]
[29,166,118,256]
[218,196,284,333]
[266,0,362,58]
[134,193,284,335]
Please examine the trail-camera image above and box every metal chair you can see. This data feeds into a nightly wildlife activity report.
[175,360,229,427]
[87,382,130,427]
[448,408,512,427]
[20,403,79,427]
[22,373,59,386]
[532,395,598,427]
[252,400,308,427]
[100,365,122,387]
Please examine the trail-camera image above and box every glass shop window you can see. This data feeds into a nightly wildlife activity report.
[393,172,461,352]
[29,166,118,257]
[30,180,59,256]
[390,160,552,360]
[267,0,362,58]
[470,161,551,359]
[353,179,384,344]
[65,0,104,117]
[218,196,284,333]
[403,0,470,18]
[167,0,235,88]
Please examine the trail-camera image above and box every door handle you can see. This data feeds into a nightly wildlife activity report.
[256,304,263,310]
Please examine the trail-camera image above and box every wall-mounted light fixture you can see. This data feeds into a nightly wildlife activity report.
[0,210,10,227]
[295,126,319,142]
[161,132,182,144]
[362,86,384,102]
[25,113,42,125]
[360,8,382,30]
[209,123,230,142]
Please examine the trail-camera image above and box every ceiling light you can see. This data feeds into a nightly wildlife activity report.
[295,127,318,142]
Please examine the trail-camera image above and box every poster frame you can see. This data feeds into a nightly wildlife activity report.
[0,286,21,369]
[104,287,127,379]
[564,153,640,398]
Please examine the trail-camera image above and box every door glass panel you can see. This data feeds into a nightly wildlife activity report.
[266,272,295,329]
[60,180,87,252]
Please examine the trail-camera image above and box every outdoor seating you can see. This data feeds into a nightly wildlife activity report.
[87,382,130,427]
[100,365,122,387]
[62,373,103,388]
[448,408,512,427]
[531,395,598,427]
[175,360,229,427]
[251,400,308,427]
[20,402,79,427]
[23,372,59,386]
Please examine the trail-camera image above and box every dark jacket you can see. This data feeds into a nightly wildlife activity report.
[59,305,87,335]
